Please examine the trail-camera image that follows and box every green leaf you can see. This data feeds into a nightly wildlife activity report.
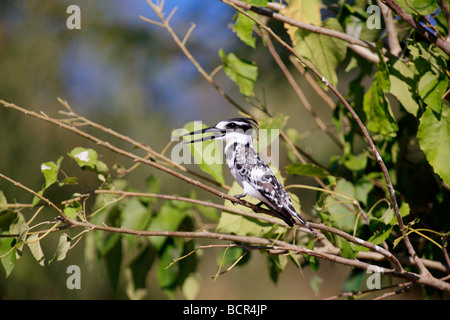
[142,175,160,205]
[196,204,220,222]
[292,18,347,87]
[105,235,122,292]
[407,0,438,15]
[121,198,151,232]
[27,234,45,266]
[336,237,359,259]
[61,176,78,186]
[10,213,28,242]
[64,200,82,219]
[177,121,225,185]
[367,221,393,245]
[157,242,181,290]
[343,271,365,293]
[40,156,63,189]
[0,237,17,277]
[216,209,276,237]
[182,273,201,300]
[310,274,323,296]
[128,244,156,290]
[219,49,258,97]
[50,233,71,263]
[147,200,191,251]
[343,153,368,172]
[245,0,268,5]
[363,66,398,138]
[389,60,420,116]
[0,210,16,233]
[354,179,374,206]
[216,246,244,267]
[233,11,258,48]
[408,41,448,73]
[68,147,98,169]
[216,181,285,237]
[323,179,357,232]
[282,0,322,44]
[285,163,330,178]
[0,190,7,213]
[0,212,26,276]
[258,115,288,150]
[418,71,447,114]
[417,105,450,186]
[267,254,287,283]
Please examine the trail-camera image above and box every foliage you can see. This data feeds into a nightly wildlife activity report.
[1,0,450,299]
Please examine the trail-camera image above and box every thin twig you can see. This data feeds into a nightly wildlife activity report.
[140,1,248,114]
[57,98,228,190]
[0,172,66,218]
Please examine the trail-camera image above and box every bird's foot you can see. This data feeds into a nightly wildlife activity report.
[232,194,246,206]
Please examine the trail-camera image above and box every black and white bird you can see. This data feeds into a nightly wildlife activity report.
[183,117,315,234]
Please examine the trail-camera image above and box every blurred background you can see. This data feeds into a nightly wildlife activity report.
[0,0,424,299]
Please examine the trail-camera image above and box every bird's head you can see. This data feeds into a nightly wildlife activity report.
[183,118,258,145]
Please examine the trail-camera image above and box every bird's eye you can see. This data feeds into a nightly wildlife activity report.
[227,123,236,128]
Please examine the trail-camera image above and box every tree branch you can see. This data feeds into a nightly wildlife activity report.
[60,216,450,292]
[380,0,450,55]
[220,0,396,63]
[220,0,430,276]
[377,0,402,56]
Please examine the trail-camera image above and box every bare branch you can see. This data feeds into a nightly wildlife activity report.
[377,0,402,56]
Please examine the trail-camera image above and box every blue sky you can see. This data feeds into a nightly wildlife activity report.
[60,0,239,123]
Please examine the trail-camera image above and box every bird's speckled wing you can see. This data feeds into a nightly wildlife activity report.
[233,143,301,226]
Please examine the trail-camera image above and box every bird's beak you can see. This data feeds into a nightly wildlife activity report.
[182,126,225,143]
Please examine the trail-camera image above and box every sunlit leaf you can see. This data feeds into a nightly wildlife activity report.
[417,105,450,186]
[282,0,322,44]
[292,18,347,87]
[389,60,420,116]
[40,156,63,189]
[233,11,258,48]
[68,147,98,169]
[219,49,258,97]
[418,71,447,114]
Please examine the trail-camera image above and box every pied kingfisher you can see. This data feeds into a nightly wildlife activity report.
[183,118,315,233]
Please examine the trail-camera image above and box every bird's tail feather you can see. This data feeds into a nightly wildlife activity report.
[283,207,317,236]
